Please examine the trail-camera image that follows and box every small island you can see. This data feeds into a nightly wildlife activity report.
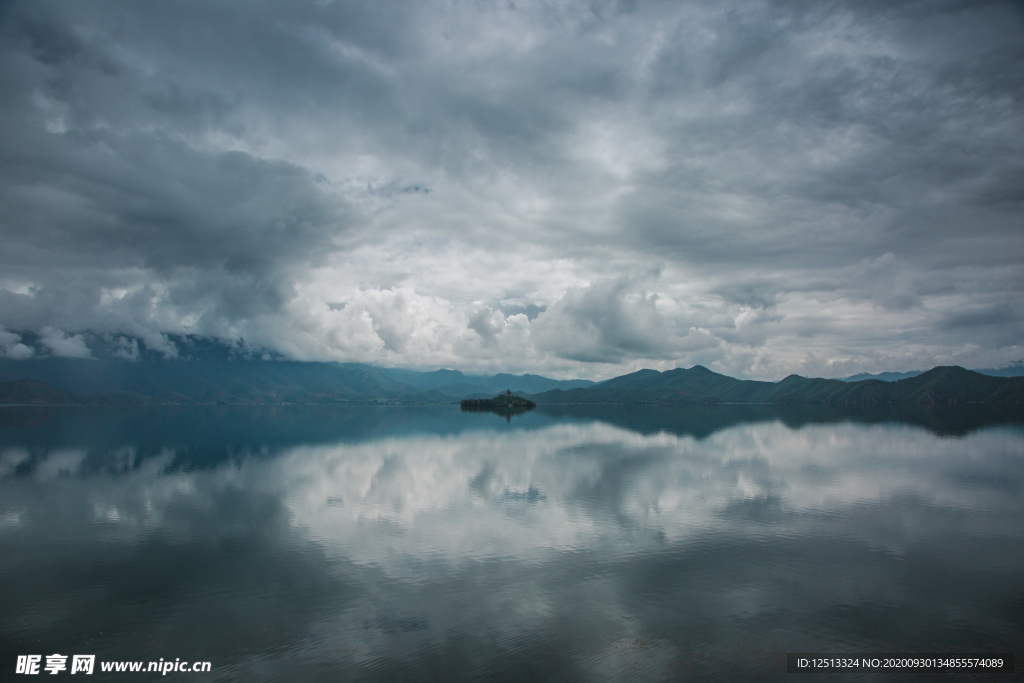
[461,390,537,410]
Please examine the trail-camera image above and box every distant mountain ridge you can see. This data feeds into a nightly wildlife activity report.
[0,357,593,405]
[1,358,1022,406]
[839,371,924,382]
[531,365,1024,405]
[839,365,1024,382]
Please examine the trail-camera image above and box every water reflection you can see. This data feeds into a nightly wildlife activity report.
[460,403,535,421]
[1,406,1022,681]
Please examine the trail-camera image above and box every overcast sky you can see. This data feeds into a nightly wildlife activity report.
[1,0,1022,379]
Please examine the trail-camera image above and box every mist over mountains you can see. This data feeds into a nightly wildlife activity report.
[0,357,593,406]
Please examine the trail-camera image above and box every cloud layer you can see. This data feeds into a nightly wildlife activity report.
[1,0,1022,378]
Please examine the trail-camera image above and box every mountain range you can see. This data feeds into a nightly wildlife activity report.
[531,365,1024,405]
[0,357,592,405]
[839,365,1024,382]
[1,357,1023,406]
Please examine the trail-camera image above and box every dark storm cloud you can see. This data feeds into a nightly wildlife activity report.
[0,0,364,345]
[713,281,780,310]
[623,3,1024,264]
[0,134,351,326]
[0,0,1021,376]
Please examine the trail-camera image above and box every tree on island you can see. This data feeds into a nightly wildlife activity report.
[460,392,536,410]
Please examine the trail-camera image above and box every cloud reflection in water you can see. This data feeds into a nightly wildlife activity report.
[1,410,1022,681]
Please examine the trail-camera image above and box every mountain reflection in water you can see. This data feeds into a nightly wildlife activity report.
[1,405,1022,682]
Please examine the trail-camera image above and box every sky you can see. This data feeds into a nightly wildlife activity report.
[0,0,1022,380]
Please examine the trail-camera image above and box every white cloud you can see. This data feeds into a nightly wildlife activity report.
[0,327,34,359]
[111,336,140,361]
[39,327,92,359]
[531,275,676,363]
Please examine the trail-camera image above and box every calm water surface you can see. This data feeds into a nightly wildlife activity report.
[1,405,1022,681]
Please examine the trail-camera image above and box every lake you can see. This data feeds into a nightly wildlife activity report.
[1,404,1022,681]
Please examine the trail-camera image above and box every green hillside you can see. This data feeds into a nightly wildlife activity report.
[0,379,80,405]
